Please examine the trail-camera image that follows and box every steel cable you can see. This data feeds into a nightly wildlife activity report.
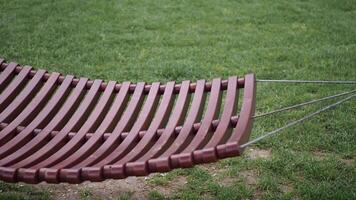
[240,93,355,148]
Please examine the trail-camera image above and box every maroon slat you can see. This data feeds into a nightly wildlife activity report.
[1,78,87,183]
[0,66,32,113]
[41,80,116,183]
[170,78,222,168]
[193,76,238,163]
[0,59,4,71]
[80,82,158,181]
[29,80,102,183]
[0,69,46,145]
[0,72,60,159]
[0,62,17,92]
[216,74,256,158]
[61,82,132,182]
[148,80,207,173]
[0,75,73,168]
[127,80,191,174]
[0,69,46,123]
[114,81,176,177]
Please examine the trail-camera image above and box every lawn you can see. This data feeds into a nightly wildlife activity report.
[0,0,355,199]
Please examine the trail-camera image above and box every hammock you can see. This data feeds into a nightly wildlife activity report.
[0,58,256,184]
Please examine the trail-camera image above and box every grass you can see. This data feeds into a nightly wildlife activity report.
[117,192,134,200]
[0,181,50,200]
[79,188,94,200]
[0,0,355,199]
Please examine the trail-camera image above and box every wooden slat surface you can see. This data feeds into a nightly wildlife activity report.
[0,59,255,184]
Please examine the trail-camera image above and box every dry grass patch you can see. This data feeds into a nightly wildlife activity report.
[35,176,152,200]
[154,176,187,197]
[340,158,354,166]
[247,148,272,160]
[312,150,328,160]
[198,163,228,177]
[280,182,293,194]
[240,170,259,185]
[312,150,354,166]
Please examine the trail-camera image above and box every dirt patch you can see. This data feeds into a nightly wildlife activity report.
[340,158,354,166]
[36,182,81,200]
[35,176,152,200]
[34,172,190,200]
[216,176,235,187]
[312,151,354,166]
[251,189,262,200]
[247,148,272,160]
[197,161,260,187]
[240,170,258,185]
[198,163,227,177]
[198,163,238,187]
[155,176,187,197]
[217,169,259,187]
[312,150,327,160]
[280,183,293,193]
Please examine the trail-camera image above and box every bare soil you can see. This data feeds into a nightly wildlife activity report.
[247,148,272,160]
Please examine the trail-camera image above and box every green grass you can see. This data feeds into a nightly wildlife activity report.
[79,188,94,200]
[0,181,50,200]
[0,0,355,199]
[117,192,134,200]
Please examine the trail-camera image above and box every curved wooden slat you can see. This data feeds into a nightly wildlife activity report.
[117,81,176,177]
[0,72,60,159]
[128,80,191,174]
[170,78,222,168]
[216,74,256,158]
[0,66,32,113]
[148,80,207,172]
[36,80,103,183]
[46,81,116,182]
[0,62,17,92]
[0,75,74,167]
[79,82,149,181]
[0,69,46,145]
[1,78,88,183]
[59,82,132,182]
[193,76,238,163]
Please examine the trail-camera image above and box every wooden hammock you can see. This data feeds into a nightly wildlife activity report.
[0,58,256,184]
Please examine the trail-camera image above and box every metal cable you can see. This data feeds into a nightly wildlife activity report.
[240,93,355,149]
[257,79,356,84]
[253,89,356,118]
